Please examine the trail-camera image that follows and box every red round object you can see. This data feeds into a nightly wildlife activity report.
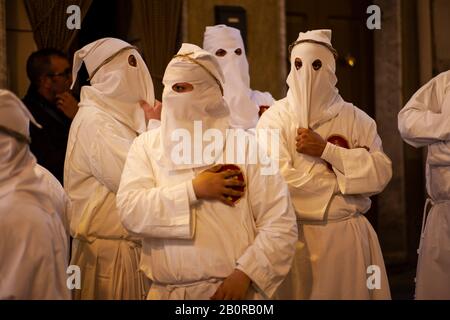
[327,135,350,149]
[326,135,350,170]
[217,164,245,203]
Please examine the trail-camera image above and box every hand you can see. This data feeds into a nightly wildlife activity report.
[210,269,251,300]
[56,92,78,119]
[140,99,162,121]
[296,128,327,157]
[192,165,245,207]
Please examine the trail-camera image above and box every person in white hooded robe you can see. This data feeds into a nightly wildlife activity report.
[398,70,450,300]
[0,89,70,300]
[64,38,156,299]
[203,25,275,130]
[257,30,392,299]
[116,43,298,300]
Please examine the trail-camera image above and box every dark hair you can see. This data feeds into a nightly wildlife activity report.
[26,48,69,89]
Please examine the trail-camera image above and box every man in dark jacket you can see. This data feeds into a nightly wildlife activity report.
[23,48,79,184]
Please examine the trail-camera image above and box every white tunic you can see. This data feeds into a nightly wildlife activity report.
[258,98,392,299]
[0,143,70,299]
[398,70,450,300]
[116,129,298,300]
[64,106,149,299]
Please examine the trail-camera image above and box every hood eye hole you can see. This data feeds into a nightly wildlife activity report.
[172,82,194,93]
[312,59,322,70]
[128,55,137,67]
[215,49,227,57]
[294,58,302,70]
[234,48,242,56]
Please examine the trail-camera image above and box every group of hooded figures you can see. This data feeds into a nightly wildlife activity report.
[0,26,449,300]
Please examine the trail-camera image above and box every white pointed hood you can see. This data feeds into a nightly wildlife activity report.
[72,37,155,134]
[203,25,259,129]
[286,29,344,129]
[0,90,51,204]
[0,89,41,142]
[158,43,230,170]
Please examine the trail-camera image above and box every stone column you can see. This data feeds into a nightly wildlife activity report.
[373,0,408,264]
[0,0,7,88]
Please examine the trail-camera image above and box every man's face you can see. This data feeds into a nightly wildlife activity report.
[45,56,72,97]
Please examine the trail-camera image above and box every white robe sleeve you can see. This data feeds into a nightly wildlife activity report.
[321,110,392,196]
[88,124,134,194]
[257,108,329,188]
[428,141,450,166]
[35,164,71,235]
[257,108,336,220]
[398,74,450,148]
[236,161,298,299]
[116,135,195,240]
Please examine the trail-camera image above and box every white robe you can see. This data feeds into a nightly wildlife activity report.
[398,70,450,300]
[0,140,70,299]
[116,129,298,300]
[64,106,150,300]
[257,98,392,299]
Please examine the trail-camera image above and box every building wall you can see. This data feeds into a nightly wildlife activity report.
[6,0,37,97]
[183,0,286,99]
[417,0,433,84]
[432,0,450,73]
